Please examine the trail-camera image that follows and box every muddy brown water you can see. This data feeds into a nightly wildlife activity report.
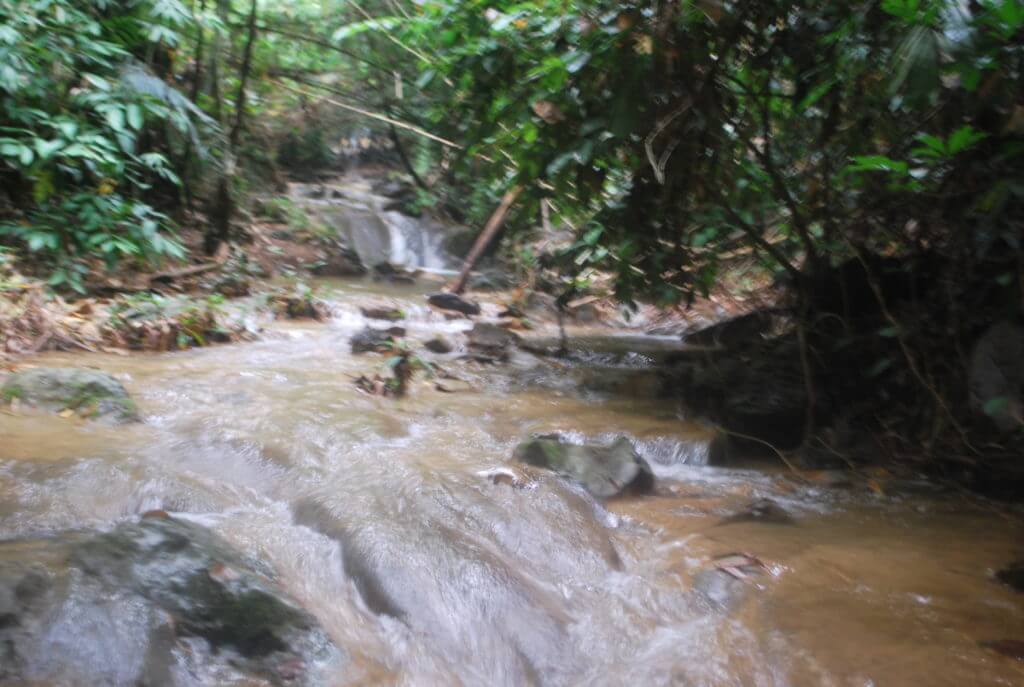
[1,279,1022,686]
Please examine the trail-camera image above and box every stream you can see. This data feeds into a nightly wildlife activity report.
[2,224,1024,685]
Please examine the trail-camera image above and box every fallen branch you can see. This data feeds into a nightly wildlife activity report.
[714,425,805,477]
[150,262,221,284]
[446,185,523,295]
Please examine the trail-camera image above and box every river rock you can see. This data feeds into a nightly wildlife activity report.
[467,322,520,361]
[718,498,794,525]
[360,305,405,321]
[372,262,418,284]
[424,335,454,354]
[512,435,654,498]
[427,292,481,316]
[468,270,513,291]
[350,326,399,353]
[0,516,339,686]
[1,367,138,423]
[310,250,366,277]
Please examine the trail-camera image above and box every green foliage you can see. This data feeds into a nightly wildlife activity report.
[1,191,184,291]
[0,0,205,288]
[350,0,1023,309]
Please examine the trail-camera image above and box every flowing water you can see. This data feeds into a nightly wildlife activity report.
[1,278,1023,686]
[290,177,452,271]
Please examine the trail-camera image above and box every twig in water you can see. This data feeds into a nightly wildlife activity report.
[712,425,805,477]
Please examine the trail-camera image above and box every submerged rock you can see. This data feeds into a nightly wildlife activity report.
[427,292,480,316]
[718,498,794,526]
[0,516,339,686]
[691,553,771,613]
[996,560,1024,593]
[1,367,138,423]
[512,435,654,498]
[350,326,399,354]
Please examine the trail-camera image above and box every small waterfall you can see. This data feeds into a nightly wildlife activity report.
[291,176,455,271]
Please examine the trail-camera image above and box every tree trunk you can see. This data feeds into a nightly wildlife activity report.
[446,185,522,295]
[205,0,258,255]
[189,0,207,104]
[208,0,229,124]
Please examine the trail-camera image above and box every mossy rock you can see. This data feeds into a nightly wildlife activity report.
[513,435,654,498]
[1,367,139,423]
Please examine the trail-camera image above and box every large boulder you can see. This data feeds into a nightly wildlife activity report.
[0,515,339,686]
[1,367,138,423]
[513,435,654,498]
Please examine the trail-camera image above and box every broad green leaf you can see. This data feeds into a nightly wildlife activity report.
[34,138,63,159]
[847,156,909,175]
[127,104,143,130]
[105,107,125,132]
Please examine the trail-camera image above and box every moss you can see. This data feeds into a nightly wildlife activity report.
[2,385,24,402]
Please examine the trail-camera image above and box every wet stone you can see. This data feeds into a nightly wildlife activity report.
[718,498,794,526]
[424,335,454,354]
[427,292,481,316]
[360,305,405,321]
[467,322,520,362]
[513,435,654,498]
[0,516,341,686]
[1,367,139,423]
[350,326,399,354]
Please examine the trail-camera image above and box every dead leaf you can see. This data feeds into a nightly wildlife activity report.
[58,408,75,418]
[532,100,566,124]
